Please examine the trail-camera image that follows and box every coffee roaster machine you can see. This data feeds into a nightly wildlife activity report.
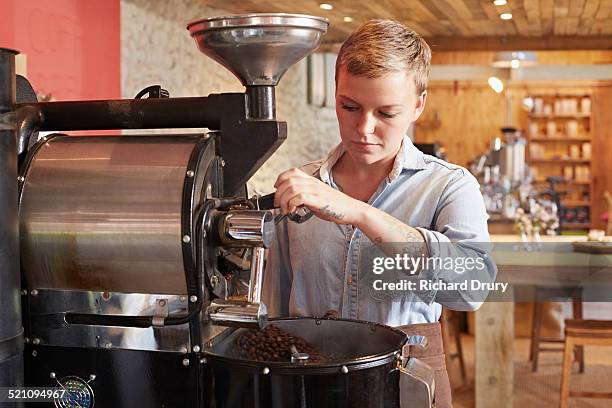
[0,14,434,407]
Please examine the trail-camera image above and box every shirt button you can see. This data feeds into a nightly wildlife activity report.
[347,276,353,285]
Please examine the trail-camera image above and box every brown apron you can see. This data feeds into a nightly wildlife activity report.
[398,322,452,408]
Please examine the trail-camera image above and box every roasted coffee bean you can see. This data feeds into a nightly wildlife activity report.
[237,324,331,363]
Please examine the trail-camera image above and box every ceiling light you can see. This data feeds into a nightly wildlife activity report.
[492,51,537,68]
[493,0,507,5]
[343,16,353,23]
[488,76,504,93]
[319,3,333,10]
[500,13,513,20]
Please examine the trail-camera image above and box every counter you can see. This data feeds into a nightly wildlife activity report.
[475,234,612,408]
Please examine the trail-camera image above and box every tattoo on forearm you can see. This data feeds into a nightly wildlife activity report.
[402,228,425,243]
[320,205,345,220]
[376,217,428,256]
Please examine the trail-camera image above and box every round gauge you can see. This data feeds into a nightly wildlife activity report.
[54,376,94,408]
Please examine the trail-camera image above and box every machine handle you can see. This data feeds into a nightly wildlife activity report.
[398,357,435,408]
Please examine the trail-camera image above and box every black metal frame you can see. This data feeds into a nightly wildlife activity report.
[14,91,287,195]
[0,47,24,396]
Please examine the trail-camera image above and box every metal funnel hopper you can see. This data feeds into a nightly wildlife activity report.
[187,14,329,87]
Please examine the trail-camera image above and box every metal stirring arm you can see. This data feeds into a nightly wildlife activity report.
[206,208,274,328]
[248,247,265,303]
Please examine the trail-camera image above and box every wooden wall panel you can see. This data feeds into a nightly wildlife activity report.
[591,85,612,230]
[415,83,506,169]
[432,50,612,65]
[415,82,597,167]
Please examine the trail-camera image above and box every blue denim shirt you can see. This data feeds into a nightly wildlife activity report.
[262,137,495,326]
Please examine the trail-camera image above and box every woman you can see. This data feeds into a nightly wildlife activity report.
[263,20,495,407]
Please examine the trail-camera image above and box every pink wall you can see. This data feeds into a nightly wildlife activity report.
[0,0,120,101]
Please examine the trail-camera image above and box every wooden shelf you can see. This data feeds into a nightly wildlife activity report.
[533,180,591,186]
[525,92,597,231]
[530,137,591,142]
[529,158,591,164]
[563,201,591,207]
[529,113,590,119]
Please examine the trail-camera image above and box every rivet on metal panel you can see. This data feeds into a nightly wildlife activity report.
[30,289,38,296]
[20,289,27,296]
[89,374,96,382]
[262,367,270,375]
[32,338,40,345]
[180,346,188,354]
[32,351,37,357]
[192,345,201,353]
[17,176,24,182]
[179,296,187,303]
[182,235,191,243]
[182,358,190,367]
[220,158,225,167]
[49,372,56,379]
[200,358,207,365]
[190,295,198,303]
[186,170,195,178]
[341,366,349,374]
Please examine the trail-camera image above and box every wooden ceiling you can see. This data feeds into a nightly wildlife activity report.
[201,0,612,51]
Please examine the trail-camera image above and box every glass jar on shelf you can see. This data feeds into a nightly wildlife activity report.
[566,120,578,138]
[581,95,591,115]
[582,143,591,159]
[546,121,557,137]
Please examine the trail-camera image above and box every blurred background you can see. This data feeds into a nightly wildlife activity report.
[2,1,612,406]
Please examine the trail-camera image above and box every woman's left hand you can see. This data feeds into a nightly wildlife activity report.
[273,168,366,225]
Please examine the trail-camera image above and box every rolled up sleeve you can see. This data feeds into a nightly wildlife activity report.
[415,171,497,311]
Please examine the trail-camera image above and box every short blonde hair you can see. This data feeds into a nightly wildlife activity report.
[335,20,431,95]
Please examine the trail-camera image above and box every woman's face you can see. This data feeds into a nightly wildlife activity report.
[335,66,426,166]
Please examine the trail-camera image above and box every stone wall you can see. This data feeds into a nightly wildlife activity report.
[121,0,340,193]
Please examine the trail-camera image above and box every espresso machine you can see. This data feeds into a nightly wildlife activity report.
[0,14,434,408]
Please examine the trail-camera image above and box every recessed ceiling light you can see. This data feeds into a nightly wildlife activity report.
[343,16,353,22]
[320,3,333,10]
[493,0,507,5]
[510,59,520,69]
[500,13,513,20]
[488,76,504,93]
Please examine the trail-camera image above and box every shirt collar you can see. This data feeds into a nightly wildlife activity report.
[318,136,427,184]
